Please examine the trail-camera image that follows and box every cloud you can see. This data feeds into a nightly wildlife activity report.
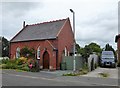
[1,0,118,50]
[119,2,120,34]
[2,2,41,17]
[74,3,118,49]
[2,2,43,39]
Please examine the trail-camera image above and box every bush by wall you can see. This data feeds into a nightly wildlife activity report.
[117,62,120,67]
[1,57,40,72]
[1,59,9,64]
[16,57,27,65]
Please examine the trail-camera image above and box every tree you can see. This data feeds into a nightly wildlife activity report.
[88,42,102,55]
[75,43,80,53]
[83,45,93,62]
[105,44,114,51]
[77,42,102,63]
[1,37,9,57]
[104,43,117,62]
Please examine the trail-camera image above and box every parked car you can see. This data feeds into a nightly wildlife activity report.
[100,51,116,68]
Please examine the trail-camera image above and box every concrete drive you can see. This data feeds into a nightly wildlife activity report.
[82,67,118,79]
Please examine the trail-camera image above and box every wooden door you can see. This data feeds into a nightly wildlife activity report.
[43,51,49,69]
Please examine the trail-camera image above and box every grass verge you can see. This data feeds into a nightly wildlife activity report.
[62,69,88,76]
[98,72,109,78]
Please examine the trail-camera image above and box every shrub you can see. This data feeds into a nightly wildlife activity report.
[80,69,88,75]
[0,60,1,65]
[82,63,88,70]
[1,59,9,64]
[16,57,27,65]
[22,63,28,67]
[29,60,40,72]
[16,59,23,65]
[19,57,27,63]
[21,66,29,71]
[63,69,88,76]
[20,47,35,58]
[17,65,24,69]
[63,73,78,76]
[117,62,120,67]
[1,57,39,72]
[3,62,18,69]
[2,59,19,69]
[95,63,98,69]
[27,59,35,65]
[0,64,6,69]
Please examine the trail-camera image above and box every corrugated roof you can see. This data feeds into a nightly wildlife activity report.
[11,18,67,42]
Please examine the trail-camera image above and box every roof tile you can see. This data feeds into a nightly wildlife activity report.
[11,18,67,42]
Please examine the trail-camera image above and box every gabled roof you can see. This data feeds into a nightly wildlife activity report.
[11,18,69,42]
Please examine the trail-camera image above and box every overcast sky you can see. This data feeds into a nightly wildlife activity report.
[1,0,119,50]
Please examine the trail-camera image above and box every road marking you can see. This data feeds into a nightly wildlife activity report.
[2,71,118,86]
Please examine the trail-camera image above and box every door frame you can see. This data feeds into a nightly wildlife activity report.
[43,50,50,69]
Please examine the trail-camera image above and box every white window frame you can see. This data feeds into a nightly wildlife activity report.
[37,46,40,59]
[64,47,67,56]
[16,47,20,58]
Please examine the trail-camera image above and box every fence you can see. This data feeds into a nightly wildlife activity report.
[61,56,85,70]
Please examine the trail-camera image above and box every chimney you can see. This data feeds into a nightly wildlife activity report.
[23,21,25,28]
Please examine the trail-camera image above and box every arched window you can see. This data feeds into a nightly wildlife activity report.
[64,47,67,56]
[37,46,40,59]
[16,47,20,58]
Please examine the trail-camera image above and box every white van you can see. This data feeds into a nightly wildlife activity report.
[100,51,116,68]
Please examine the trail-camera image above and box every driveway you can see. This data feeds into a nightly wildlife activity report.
[82,67,118,79]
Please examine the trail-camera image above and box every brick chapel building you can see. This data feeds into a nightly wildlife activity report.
[10,18,74,70]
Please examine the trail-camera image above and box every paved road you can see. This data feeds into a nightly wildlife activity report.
[1,69,119,86]
[2,70,89,86]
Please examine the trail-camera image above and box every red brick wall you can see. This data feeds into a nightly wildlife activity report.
[57,18,74,69]
[10,40,57,70]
